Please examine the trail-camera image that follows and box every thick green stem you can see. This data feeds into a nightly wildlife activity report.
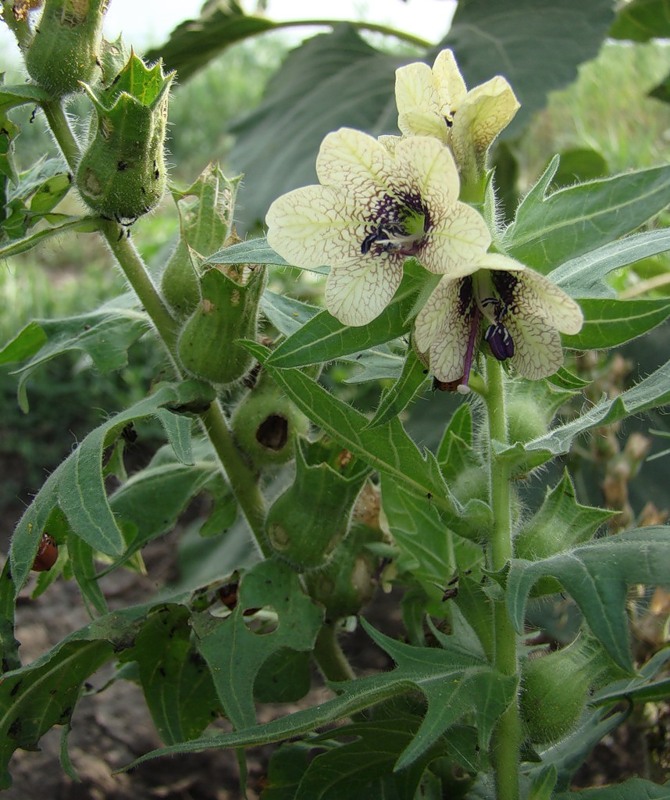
[484,357,522,800]
[43,100,269,553]
[313,622,356,683]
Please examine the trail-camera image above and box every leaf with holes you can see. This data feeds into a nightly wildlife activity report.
[192,558,323,728]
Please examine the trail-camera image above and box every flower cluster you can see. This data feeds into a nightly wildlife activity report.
[266,49,583,385]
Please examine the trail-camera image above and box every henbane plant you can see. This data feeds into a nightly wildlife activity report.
[1,2,669,799]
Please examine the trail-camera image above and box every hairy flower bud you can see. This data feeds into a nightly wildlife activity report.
[265,438,371,571]
[162,165,239,319]
[25,0,109,97]
[76,52,173,220]
[177,263,266,386]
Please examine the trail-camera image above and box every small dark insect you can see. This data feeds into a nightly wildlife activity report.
[218,582,239,611]
[32,533,58,572]
[117,160,128,171]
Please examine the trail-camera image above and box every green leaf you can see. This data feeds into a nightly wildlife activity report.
[590,647,670,707]
[0,214,100,260]
[609,0,670,42]
[528,766,557,800]
[145,1,276,81]
[260,290,321,338]
[123,605,221,744]
[514,469,617,561]
[0,604,151,790]
[206,236,292,269]
[9,381,215,591]
[292,718,452,800]
[267,271,420,368]
[495,357,670,471]
[507,527,670,669]
[381,475,483,610]
[192,559,323,728]
[503,162,670,274]
[367,348,428,428]
[123,620,516,774]
[555,778,670,799]
[564,298,670,349]
[108,452,218,561]
[550,228,670,299]
[0,83,50,114]
[254,649,312,705]
[0,297,149,411]
[436,404,478,480]
[243,342,452,514]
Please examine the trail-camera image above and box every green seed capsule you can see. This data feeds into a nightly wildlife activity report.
[162,165,240,319]
[231,372,310,469]
[177,264,266,386]
[305,521,383,619]
[75,53,173,220]
[26,0,110,98]
[265,438,371,571]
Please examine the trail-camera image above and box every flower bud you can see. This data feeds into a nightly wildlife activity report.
[162,165,239,319]
[265,438,371,571]
[520,637,615,744]
[305,521,383,619]
[177,263,265,386]
[25,0,109,98]
[231,372,310,469]
[76,52,173,220]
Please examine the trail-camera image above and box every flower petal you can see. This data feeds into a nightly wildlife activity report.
[432,49,467,110]
[452,77,519,162]
[325,258,402,326]
[398,110,450,143]
[266,184,364,269]
[516,270,584,335]
[395,62,439,119]
[394,135,460,208]
[415,277,471,382]
[506,313,564,380]
[423,202,491,275]
[315,128,393,204]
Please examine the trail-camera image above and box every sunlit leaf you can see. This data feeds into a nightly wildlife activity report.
[503,161,670,274]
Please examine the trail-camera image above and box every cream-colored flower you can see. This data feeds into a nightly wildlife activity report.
[395,50,520,182]
[266,127,491,326]
[414,254,583,386]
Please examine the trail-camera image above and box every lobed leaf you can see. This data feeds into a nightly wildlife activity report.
[123,619,515,773]
[367,348,428,428]
[0,297,149,412]
[507,527,670,669]
[192,559,323,729]
[495,357,670,471]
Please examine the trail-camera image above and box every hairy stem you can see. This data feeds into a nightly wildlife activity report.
[484,357,522,800]
[43,100,269,553]
[313,622,356,683]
